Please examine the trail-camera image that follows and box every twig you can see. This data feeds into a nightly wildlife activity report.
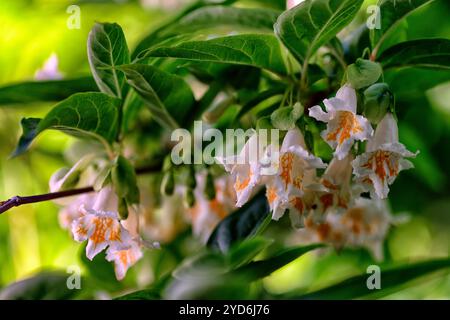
[0,162,162,215]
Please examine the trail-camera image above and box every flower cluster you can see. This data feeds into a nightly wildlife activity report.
[51,163,236,280]
[217,85,418,259]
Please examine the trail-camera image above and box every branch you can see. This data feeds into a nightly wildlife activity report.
[0,162,162,215]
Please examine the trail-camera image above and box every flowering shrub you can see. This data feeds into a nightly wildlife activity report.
[0,0,449,300]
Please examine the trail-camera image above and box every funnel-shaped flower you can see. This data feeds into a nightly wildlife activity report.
[72,206,132,260]
[308,154,354,217]
[216,134,266,207]
[265,128,326,222]
[352,113,418,199]
[189,172,235,241]
[106,239,143,281]
[309,85,373,160]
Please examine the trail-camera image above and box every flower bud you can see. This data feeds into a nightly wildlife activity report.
[161,170,175,196]
[185,165,197,189]
[184,188,196,208]
[363,83,393,124]
[118,198,129,220]
[204,171,216,200]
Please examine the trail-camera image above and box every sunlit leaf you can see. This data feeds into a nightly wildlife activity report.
[231,244,324,281]
[292,258,450,299]
[274,0,364,64]
[12,92,120,157]
[0,77,98,105]
[139,34,287,75]
[119,64,195,129]
[88,22,130,98]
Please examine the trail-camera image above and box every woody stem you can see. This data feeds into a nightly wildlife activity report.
[0,162,162,215]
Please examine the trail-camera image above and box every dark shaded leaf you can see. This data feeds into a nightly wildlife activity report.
[370,0,436,58]
[0,271,80,300]
[207,191,271,252]
[379,38,450,70]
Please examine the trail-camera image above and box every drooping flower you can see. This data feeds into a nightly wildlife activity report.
[188,172,236,242]
[216,133,266,207]
[295,197,400,260]
[309,85,373,160]
[35,53,63,80]
[352,113,418,199]
[140,187,188,243]
[307,154,354,218]
[71,206,131,260]
[106,239,143,281]
[264,128,326,222]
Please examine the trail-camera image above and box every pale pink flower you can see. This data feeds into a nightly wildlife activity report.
[35,53,63,80]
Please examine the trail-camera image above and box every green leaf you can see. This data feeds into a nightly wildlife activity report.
[139,34,287,75]
[207,191,271,253]
[0,271,80,300]
[370,0,436,58]
[12,92,120,157]
[119,64,195,129]
[379,38,450,70]
[0,77,98,105]
[111,155,140,205]
[385,68,450,101]
[346,58,382,89]
[274,0,364,64]
[131,0,210,58]
[88,22,130,98]
[292,258,450,299]
[228,237,273,269]
[234,86,285,121]
[230,244,324,281]
[171,6,280,33]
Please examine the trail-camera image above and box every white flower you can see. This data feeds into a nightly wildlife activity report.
[309,85,373,160]
[35,53,63,80]
[71,206,132,260]
[264,128,326,222]
[352,113,418,199]
[216,133,266,207]
[188,172,235,242]
[308,154,354,218]
[106,239,143,281]
[296,197,400,260]
[141,190,188,243]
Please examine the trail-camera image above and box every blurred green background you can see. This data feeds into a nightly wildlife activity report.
[0,0,449,299]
